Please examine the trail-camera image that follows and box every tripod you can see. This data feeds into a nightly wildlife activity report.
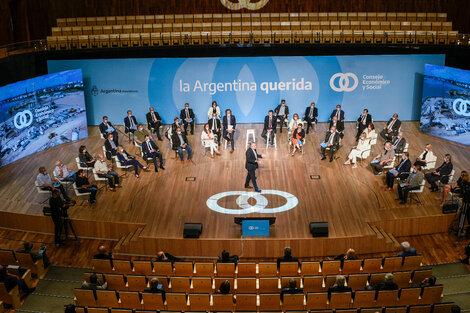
[59,216,78,244]
[449,201,469,246]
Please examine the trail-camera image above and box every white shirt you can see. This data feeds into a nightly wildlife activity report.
[54,164,70,180]
[94,160,109,173]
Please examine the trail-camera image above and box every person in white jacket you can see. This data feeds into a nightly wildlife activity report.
[344,132,371,168]
[201,123,220,158]
[207,101,221,120]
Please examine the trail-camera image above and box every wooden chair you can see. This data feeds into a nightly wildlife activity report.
[363,258,383,273]
[409,304,432,313]
[347,274,369,290]
[112,259,133,274]
[127,275,147,291]
[322,261,341,276]
[336,309,357,313]
[214,277,234,293]
[154,261,173,276]
[259,293,282,311]
[397,287,421,306]
[170,276,191,292]
[235,293,257,311]
[212,293,234,311]
[166,292,188,311]
[419,285,443,304]
[15,252,46,278]
[324,275,337,289]
[280,262,299,276]
[329,292,352,309]
[133,260,153,275]
[104,274,127,291]
[0,283,21,309]
[259,262,278,277]
[236,278,257,294]
[306,292,329,310]
[376,290,399,307]
[352,290,376,308]
[0,250,17,266]
[411,269,432,286]
[403,256,423,271]
[382,257,404,272]
[283,293,305,310]
[86,308,108,313]
[385,306,407,313]
[118,291,142,309]
[74,307,87,313]
[141,292,165,310]
[237,262,256,277]
[174,261,193,276]
[342,260,362,274]
[96,290,119,307]
[393,271,412,288]
[192,276,213,293]
[303,275,324,292]
[216,262,235,277]
[259,277,280,293]
[92,259,113,273]
[189,293,211,311]
[370,273,387,288]
[432,302,455,313]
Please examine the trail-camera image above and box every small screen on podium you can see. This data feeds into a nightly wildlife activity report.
[242,220,269,236]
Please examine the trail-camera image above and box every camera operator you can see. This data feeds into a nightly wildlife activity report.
[462,179,470,238]
[49,189,69,247]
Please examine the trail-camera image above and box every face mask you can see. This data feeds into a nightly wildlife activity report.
[120,149,124,152]
[104,120,107,123]
[83,149,86,153]
[177,132,181,135]
[110,137,113,141]
[425,148,428,151]
[206,127,209,130]
[361,136,365,140]
[368,127,371,130]
[146,139,150,142]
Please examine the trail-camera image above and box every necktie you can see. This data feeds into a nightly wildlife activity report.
[329,133,335,145]
[362,115,366,124]
[147,141,152,152]
[269,117,272,128]
[129,116,135,128]
[105,122,108,128]
[151,112,156,122]
[336,110,340,119]
[397,160,404,171]
[388,119,395,130]
[395,138,400,146]
[310,108,313,117]
[253,149,257,160]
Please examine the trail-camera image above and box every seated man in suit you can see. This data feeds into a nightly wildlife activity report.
[397,165,424,204]
[223,109,237,153]
[94,245,113,260]
[98,116,118,144]
[218,250,239,264]
[329,116,345,138]
[391,132,406,154]
[356,109,372,141]
[274,99,289,133]
[330,104,345,122]
[320,126,341,162]
[143,277,166,301]
[123,110,138,135]
[171,117,183,133]
[277,246,300,269]
[104,133,118,159]
[370,142,394,175]
[180,102,195,135]
[304,102,318,134]
[37,166,71,202]
[75,169,97,204]
[425,154,453,192]
[116,145,148,178]
[380,113,401,141]
[172,127,193,162]
[281,278,303,301]
[146,107,163,140]
[207,100,221,120]
[395,241,418,257]
[261,110,277,145]
[94,154,119,190]
[54,160,76,182]
[208,112,222,145]
[82,273,107,290]
[327,275,352,299]
[385,152,411,191]
[142,135,165,172]
[375,273,398,290]
[134,124,152,147]
[18,241,51,268]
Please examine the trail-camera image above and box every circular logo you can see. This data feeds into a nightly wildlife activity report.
[220,0,270,10]
[330,73,359,92]
[206,190,298,214]
[453,98,470,117]
[13,110,34,129]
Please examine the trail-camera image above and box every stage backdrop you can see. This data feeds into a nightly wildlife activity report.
[47,54,445,126]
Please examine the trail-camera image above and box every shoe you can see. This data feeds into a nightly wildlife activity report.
[143,166,148,170]
[399,201,406,204]
[352,164,358,169]
[321,156,326,160]
[376,172,383,176]
[343,161,351,165]
[158,137,163,141]
[430,188,437,192]
[154,168,158,172]
[135,174,140,178]
[461,258,470,264]
[255,189,262,193]
[244,185,253,189]
[395,198,402,200]
[160,166,165,170]
[230,149,234,154]
[329,158,333,162]
[28,287,36,293]
[188,158,193,162]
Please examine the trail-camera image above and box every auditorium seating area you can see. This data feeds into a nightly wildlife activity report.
[46,12,463,50]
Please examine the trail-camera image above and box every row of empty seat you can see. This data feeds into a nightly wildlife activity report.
[91,256,423,277]
[56,12,449,27]
[74,285,444,311]
[84,269,432,293]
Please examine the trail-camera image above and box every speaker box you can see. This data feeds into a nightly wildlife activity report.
[310,222,328,237]
[183,223,203,238]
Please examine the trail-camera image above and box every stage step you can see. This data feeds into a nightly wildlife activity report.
[369,225,385,239]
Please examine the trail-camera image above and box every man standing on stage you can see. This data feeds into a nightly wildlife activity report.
[245,142,263,192]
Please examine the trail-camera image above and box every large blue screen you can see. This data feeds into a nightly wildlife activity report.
[420,64,470,145]
[47,54,444,125]
[0,69,88,167]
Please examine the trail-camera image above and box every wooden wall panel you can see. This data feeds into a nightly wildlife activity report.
[0,0,14,46]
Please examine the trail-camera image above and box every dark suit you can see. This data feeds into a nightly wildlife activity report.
[124,115,138,133]
[276,255,300,269]
[141,139,163,171]
[99,121,118,144]
[274,104,289,132]
[380,118,401,141]
[356,114,372,140]
[208,117,222,144]
[143,287,166,301]
[172,131,192,160]
[386,158,411,188]
[328,285,352,299]
[330,109,345,121]
[261,115,277,143]
[104,139,117,160]
[329,120,345,137]
[180,108,195,134]
[425,161,453,190]
[116,151,144,175]
[172,122,183,133]
[392,136,406,154]
[321,131,341,161]
[223,115,237,150]
[398,171,425,202]
[245,148,262,190]
[304,106,318,133]
[146,111,163,140]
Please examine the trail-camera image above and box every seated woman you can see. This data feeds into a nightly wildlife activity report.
[290,123,305,156]
[78,145,95,168]
[116,145,148,178]
[365,123,376,141]
[288,113,302,135]
[414,144,434,168]
[439,170,468,205]
[201,123,220,158]
[344,132,370,168]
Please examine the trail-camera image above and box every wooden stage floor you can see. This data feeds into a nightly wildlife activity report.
[0,121,468,257]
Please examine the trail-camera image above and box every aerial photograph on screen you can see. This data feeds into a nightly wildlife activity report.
[420,64,470,145]
[0,69,87,167]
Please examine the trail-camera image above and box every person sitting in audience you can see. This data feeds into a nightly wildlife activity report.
[335,248,358,261]
[78,145,95,168]
[37,166,71,202]
[380,113,401,141]
[144,277,166,301]
[172,126,193,162]
[82,273,107,290]
[396,165,424,204]
[420,275,437,287]
[142,135,165,172]
[365,123,376,141]
[155,251,180,263]
[425,154,453,192]
[146,107,163,141]
[329,116,344,138]
[375,273,398,290]
[218,250,239,264]
[223,109,236,153]
[93,245,112,260]
[134,124,151,147]
[0,265,34,295]
[344,132,370,168]
[356,109,372,141]
[385,152,411,191]
[281,278,303,301]
[304,102,318,134]
[320,126,341,162]
[391,132,406,154]
[75,169,97,204]
[94,154,119,190]
[327,275,352,299]
[288,113,302,134]
[330,104,345,122]
[180,102,195,135]
[208,112,222,145]
[54,161,76,182]
[207,100,221,120]
[395,241,418,257]
[116,145,148,178]
[275,99,289,133]
[461,244,470,265]
[291,123,305,156]
[124,110,138,135]
[277,246,300,269]
[370,142,394,175]
[414,144,434,168]
[216,280,232,294]
[18,241,51,268]
[171,117,183,133]
[439,171,469,206]
[261,110,277,145]
[201,123,221,158]
[104,133,118,159]
[98,115,118,145]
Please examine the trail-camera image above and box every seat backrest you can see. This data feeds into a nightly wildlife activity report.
[419,285,443,304]
[105,274,126,291]
[382,256,404,272]
[301,261,321,276]
[385,306,408,313]
[283,293,305,310]
[392,270,412,288]
[351,290,376,308]
[141,292,165,310]
[236,277,257,293]
[342,259,362,274]
[397,287,421,306]
[237,262,256,277]
[280,262,299,276]
[369,273,387,287]
[95,289,119,307]
[170,276,191,292]
[259,293,282,311]
[165,292,188,311]
[188,293,211,311]
[192,276,213,293]
[235,293,257,311]
[118,291,142,310]
[154,261,173,276]
[259,262,278,277]
[174,261,193,276]
[409,304,432,313]
[216,262,235,276]
[403,255,423,271]
[347,273,369,290]
[432,302,455,313]
[126,275,147,291]
[376,289,399,307]
[259,277,280,293]
[329,292,352,309]
[212,293,234,311]
[0,283,21,308]
[411,268,432,286]
[303,275,324,292]
[321,260,341,275]
[74,288,96,307]
[280,276,302,289]
[214,277,234,293]
[133,260,153,275]
[324,275,337,289]
[92,258,114,273]
[148,276,170,291]
[0,249,17,265]
[113,259,133,274]
[306,292,328,310]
